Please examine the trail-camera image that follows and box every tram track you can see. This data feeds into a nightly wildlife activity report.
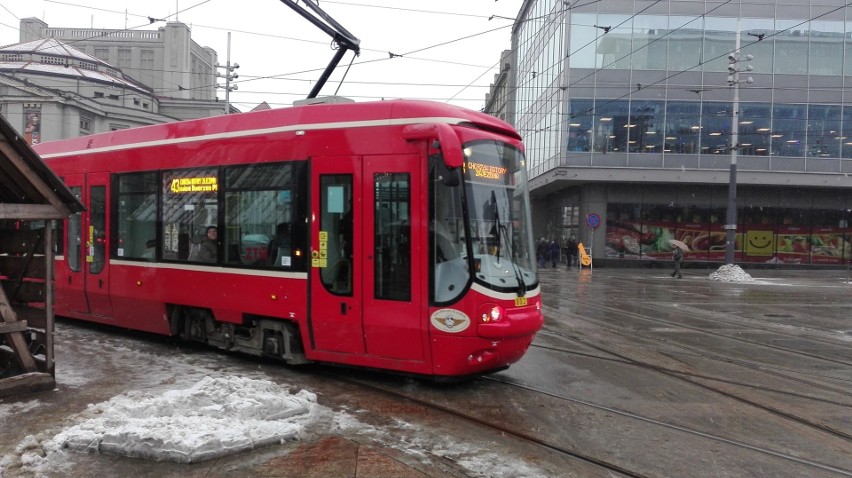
[620,298,852,366]
[532,330,852,442]
[556,296,852,371]
[482,376,852,477]
[333,369,852,478]
[539,301,852,443]
[325,288,852,476]
[332,373,651,478]
[530,341,852,409]
[544,301,852,391]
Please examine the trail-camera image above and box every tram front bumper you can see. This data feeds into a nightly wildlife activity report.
[477,308,543,339]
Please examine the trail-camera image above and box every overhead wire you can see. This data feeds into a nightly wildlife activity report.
[1,1,524,105]
[13,0,850,118]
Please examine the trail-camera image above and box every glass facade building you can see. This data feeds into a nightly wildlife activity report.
[513,0,852,266]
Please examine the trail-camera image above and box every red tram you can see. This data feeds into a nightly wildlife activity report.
[35,99,543,378]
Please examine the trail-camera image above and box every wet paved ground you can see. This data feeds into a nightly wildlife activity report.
[1,266,851,477]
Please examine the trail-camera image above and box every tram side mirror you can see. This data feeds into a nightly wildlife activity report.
[432,143,461,187]
[403,122,464,169]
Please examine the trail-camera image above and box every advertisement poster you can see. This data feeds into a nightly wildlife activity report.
[605,215,850,264]
[605,220,667,258]
[705,223,736,262]
[24,107,41,145]
[606,219,745,261]
[809,227,848,265]
[740,224,775,263]
[775,225,810,264]
[604,220,721,260]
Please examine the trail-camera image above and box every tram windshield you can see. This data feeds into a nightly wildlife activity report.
[431,140,537,303]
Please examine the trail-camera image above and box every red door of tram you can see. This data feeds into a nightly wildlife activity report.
[309,154,425,362]
[60,173,112,317]
[58,174,87,314]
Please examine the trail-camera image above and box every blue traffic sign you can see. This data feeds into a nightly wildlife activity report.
[586,213,601,229]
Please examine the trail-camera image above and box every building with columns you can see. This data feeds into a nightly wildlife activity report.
[1,18,232,145]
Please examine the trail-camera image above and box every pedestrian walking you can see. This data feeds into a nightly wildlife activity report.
[671,246,683,278]
[566,234,577,266]
[549,239,560,268]
[537,237,548,268]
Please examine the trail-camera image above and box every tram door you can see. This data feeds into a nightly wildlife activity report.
[60,173,112,316]
[310,155,424,362]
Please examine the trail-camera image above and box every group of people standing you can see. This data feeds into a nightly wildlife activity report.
[537,235,578,268]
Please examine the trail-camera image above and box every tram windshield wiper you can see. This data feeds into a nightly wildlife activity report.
[490,190,526,297]
[489,190,502,262]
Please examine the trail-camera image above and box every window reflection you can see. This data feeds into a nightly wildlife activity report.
[739,103,771,156]
[771,104,806,157]
[807,105,841,158]
[701,103,731,155]
[664,102,700,154]
[532,11,852,163]
[567,98,852,160]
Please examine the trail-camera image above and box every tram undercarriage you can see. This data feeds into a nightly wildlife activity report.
[168,305,309,365]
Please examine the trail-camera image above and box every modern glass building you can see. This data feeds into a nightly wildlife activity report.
[512,0,852,266]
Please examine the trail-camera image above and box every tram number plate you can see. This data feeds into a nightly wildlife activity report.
[514,297,528,307]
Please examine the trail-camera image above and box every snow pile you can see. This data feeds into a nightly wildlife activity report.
[708,264,754,282]
[53,376,313,464]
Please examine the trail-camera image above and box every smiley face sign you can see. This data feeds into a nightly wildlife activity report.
[746,230,774,256]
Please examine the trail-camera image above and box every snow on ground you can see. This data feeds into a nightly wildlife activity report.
[0,324,547,478]
[343,409,548,478]
[707,264,754,282]
[0,374,547,478]
[0,376,322,475]
[52,376,314,463]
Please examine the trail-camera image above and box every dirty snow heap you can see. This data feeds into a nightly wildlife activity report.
[708,264,753,282]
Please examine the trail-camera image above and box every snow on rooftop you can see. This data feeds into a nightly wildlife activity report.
[2,38,105,64]
[0,38,151,95]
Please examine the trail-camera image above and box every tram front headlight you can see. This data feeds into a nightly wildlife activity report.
[480,304,504,323]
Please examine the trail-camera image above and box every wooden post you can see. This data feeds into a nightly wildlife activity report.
[0,285,38,373]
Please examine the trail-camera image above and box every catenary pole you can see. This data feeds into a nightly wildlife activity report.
[725,18,741,265]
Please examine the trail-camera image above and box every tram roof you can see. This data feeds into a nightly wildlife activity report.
[34,99,521,158]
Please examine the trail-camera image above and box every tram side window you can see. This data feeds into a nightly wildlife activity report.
[223,162,306,270]
[67,186,82,271]
[161,168,219,262]
[430,155,468,304]
[53,219,64,256]
[115,172,157,260]
[374,173,411,301]
[89,186,106,275]
[51,180,65,257]
[320,175,353,295]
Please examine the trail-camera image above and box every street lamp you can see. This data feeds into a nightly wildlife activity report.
[724,20,754,265]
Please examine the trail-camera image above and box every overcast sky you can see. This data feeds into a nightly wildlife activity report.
[0,0,524,112]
